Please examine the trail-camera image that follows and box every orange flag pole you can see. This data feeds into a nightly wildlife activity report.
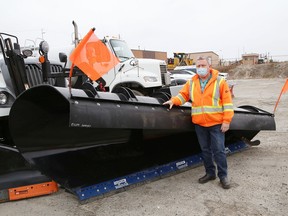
[273,79,288,114]
[68,28,95,97]
[68,63,75,96]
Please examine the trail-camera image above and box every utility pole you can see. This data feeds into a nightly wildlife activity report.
[41,29,45,39]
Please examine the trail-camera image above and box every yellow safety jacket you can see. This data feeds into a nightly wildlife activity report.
[171,69,234,127]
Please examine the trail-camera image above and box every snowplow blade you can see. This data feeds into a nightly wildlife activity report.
[9,85,276,202]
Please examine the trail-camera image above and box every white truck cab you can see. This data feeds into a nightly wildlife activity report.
[100,36,170,95]
[48,36,171,96]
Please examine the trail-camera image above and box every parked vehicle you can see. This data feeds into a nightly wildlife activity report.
[174,65,197,73]
[49,21,171,97]
[174,65,228,80]
[170,78,187,86]
[169,69,196,81]
[218,71,229,80]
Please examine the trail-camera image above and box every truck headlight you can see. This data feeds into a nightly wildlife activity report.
[0,92,8,105]
[143,76,158,82]
[39,41,49,54]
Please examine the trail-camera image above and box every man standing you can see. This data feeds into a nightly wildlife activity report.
[163,56,234,189]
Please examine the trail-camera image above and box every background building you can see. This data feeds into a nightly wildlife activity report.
[132,49,271,67]
[132,49,167,62]
[242,53,259,65]
[132,49,220,68]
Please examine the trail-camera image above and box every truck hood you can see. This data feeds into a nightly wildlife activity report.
[136,58,165,75]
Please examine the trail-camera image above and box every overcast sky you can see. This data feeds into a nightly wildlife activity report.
[2,0,288,61]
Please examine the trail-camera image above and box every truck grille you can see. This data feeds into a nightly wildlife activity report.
[25,64,63,87]
[160,64,167,74]
[160,64,170,85]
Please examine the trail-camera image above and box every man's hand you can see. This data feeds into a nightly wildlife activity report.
[163,100,174,109]
[221,123,230,133]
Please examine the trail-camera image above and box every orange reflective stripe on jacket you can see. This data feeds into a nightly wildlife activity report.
[171,69,234,127]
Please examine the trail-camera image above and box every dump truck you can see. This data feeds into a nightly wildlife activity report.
[0,26,276,203]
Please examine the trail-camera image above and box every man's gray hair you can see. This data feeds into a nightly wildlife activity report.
[196,56,211,65]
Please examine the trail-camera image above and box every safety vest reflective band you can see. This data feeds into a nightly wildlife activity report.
[176,93,187,104]
[223,103,234,111]
[192,106,224,115]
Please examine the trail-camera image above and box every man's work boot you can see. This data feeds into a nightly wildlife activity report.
[198,174,216,184]
[220,177,231,189]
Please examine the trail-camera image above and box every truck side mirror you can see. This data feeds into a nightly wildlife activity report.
[130,59,138,67]
[59,52,67,63]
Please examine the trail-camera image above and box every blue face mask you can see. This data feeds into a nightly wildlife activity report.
[196,68,209,77]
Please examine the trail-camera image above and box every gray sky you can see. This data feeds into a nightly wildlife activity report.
[2,0,288,61]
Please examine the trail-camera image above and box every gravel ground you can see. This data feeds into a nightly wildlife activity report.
[0,78,287,216]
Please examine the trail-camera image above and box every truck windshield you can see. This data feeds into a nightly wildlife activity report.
[110,39,134,62]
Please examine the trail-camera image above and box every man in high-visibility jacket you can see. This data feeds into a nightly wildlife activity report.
[163,56,234,189]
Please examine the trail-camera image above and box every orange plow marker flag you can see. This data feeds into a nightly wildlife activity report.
[69,28,119,81]
[273,78,288,114]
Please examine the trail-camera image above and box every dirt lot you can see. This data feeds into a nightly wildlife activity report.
[0,64,288,215]
[228,62,288,79]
